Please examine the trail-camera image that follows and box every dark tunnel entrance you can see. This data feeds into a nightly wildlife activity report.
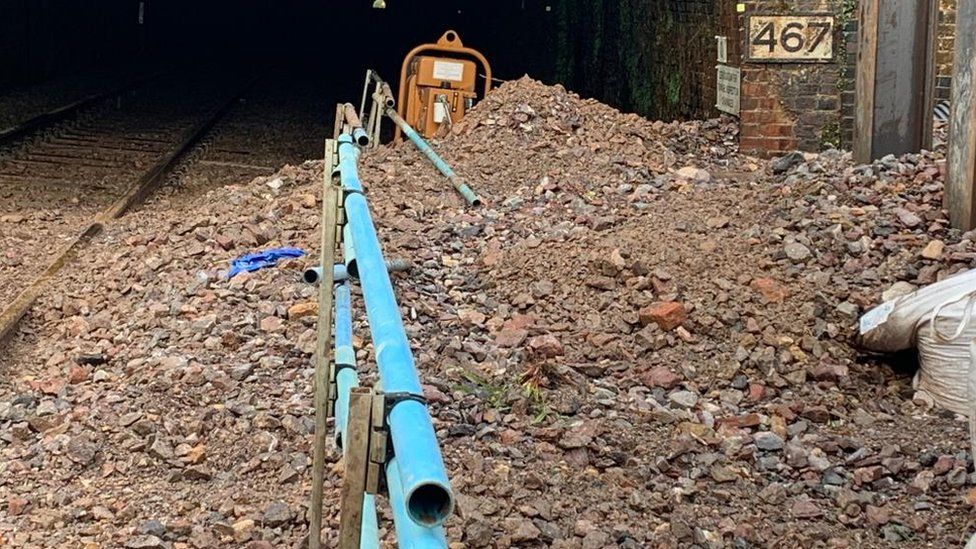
[1,1,557,112]
[0,0,733,123]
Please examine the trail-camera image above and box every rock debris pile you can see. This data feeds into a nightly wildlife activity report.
[0,77,973,547]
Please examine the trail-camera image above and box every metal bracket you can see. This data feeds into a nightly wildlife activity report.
[342,390,431,496]
[366,391,429,495]
[337,388,391,548]
[366,392,389,495]
[325,138,339,174]
[338,387,373,547]
[366,82,383,147]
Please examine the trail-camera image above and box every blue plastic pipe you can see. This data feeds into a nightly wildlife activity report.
[359,497,380,549]
[387,457,447,548]
[334,280,358,448]
[384,109,482,207]
[333,279,381,549]
[337,134,455,527]
[352,127,371,147]
[343,223,358,277]
[334,280,379,546]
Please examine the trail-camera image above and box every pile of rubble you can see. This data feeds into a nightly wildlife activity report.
[0,77,972,547]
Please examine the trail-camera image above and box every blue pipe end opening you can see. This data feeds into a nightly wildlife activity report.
[406,482,454,527]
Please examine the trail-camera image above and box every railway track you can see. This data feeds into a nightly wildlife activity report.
[0,72,163,147]
[0,71,256,342]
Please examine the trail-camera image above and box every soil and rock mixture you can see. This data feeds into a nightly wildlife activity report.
[1,77,973,548]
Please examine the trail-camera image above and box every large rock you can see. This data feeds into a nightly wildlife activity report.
[528,334,564,358]
[638,302,687,331]
[640,366,682,389]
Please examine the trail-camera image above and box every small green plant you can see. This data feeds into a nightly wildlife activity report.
[521,380,552,424]
[520,363,552,424]
[456,370,510,411]
[666,73,682,107]
[820,120,841,149]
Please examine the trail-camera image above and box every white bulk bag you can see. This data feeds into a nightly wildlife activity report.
[860,269,976,416]
[971,339,976,461]
[914,290,976,415]
[860,269,976,352]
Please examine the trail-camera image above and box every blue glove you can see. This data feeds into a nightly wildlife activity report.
[227,247,305,279]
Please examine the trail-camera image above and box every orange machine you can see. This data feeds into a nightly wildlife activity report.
[396,30,492,140]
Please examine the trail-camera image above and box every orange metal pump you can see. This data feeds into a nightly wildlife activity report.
[396,30,492,140]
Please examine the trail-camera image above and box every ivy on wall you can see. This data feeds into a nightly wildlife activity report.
[549,0,721,120]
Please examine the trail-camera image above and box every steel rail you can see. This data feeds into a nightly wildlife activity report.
[0,75,256,344]
[0,71,166,146]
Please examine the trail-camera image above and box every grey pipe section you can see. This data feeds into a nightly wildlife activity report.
[384,108,482,206]
[343,103,371,147]
[303,258,412,285]
[367,72,396,108]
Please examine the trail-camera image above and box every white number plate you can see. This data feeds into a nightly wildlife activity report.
[746,14,835,62]
[432,61,465,82]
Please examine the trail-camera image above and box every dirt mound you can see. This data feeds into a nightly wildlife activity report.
[0,77,972,547]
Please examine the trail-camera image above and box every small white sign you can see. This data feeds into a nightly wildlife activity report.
[716,65,740,115]
[432,61,465,82]
[716,36,728,63]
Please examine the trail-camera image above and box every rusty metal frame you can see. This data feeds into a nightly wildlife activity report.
[395,30,492,141]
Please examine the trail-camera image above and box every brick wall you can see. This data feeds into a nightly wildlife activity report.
[736,0,853,156]
[739,0,957,156]
[552,0,743,121]
[546,0,956,155]
[936,0,957,100]
[838,15,859,149]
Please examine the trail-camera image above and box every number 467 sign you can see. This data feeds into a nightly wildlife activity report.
[746,14,835,62]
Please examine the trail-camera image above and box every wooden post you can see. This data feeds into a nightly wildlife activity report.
[309,142,340,549]
[854,0,879,163]
[334,104,345,140]
[368,82,383,146]
[946,0,976,229]
[854,0,937,163]
[337,387,374,548]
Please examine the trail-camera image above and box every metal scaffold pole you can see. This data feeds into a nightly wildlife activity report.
[309,140,340,549]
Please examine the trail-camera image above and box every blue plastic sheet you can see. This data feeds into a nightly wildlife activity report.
[226,247,305,279]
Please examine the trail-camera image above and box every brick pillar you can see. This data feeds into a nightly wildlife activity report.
[738,66,799,156]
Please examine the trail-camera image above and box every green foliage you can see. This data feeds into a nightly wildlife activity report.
[667,73,682,106]
[833,0,857,148]
[521,380,552,424]
[820,120,841,150]
[548,0,721,120]
[455,370,510,411]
